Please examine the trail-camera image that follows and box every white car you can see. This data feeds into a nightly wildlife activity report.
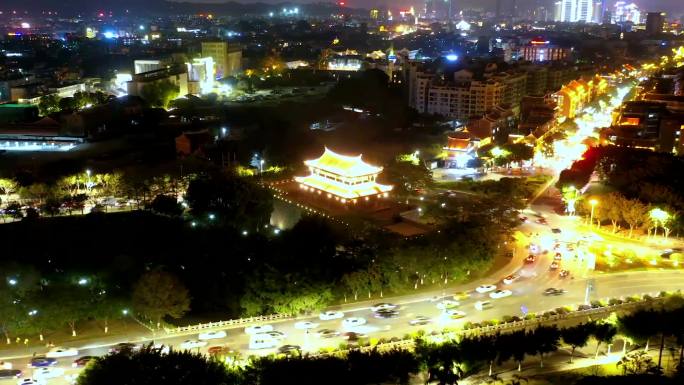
[370,303,397,312]
[294,321,319,330]
[502,274,520,285]
[319,311,344,320]
[489,289,513,299]
[342,317,367,329]
[244,324,274,335]
[46,346,78,358]
[444,309,467,319]
[435,299,460,310]
[474,301,493,310]
[198,330,227,340]
[179,340,207,349]
[152,344,170,354]
[249,336,277,350]
[475,284,497,293]
[33,367,64,380]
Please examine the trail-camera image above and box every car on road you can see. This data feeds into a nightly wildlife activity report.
[207,346,233,356]
[342,317,367,329]
[474,301,493,310]
[476,284,497,293]
[179,339,208,349]
[525,255,536,264]
[294,321,319,330]
[519,216,528,223]
[28,357,56,368]
[109,342,138,354]
[370,303,397,312]
[151,343,170,354]
[262,331,287,340]
[435,299,460,310]
[559,270,570,278]
[550,261,560,270]
[503,274,520,285]
[543,288,565,296]
[489,289,513,299]
[554,253,562,261]
[245,325,274,335]
[72,356,95,367]
[277,345,301,355]
[17,379,43,385]
[198,330,227,340]
[536,218,548,225]
[46,347,78,358]
[0,370,21,379]
[33,367,64,380]
[317,329,340,338]
[452,291,470,301]
[249,336,277,350]
[444,309,467,319]
[551,228,562,234]
[343,331,367,341]
[660,248,682,259]
[374,309,400,319]
[319,311,344,320]
[409,316,431,326]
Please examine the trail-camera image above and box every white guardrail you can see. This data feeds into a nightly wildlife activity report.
[162,293,665,344]
[163,313,293,335]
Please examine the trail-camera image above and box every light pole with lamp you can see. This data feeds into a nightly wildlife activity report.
[589,199,598,228]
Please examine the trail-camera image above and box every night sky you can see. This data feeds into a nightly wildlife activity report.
[178,0,683,15]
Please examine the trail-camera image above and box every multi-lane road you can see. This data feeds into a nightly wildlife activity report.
[2,209,682,385]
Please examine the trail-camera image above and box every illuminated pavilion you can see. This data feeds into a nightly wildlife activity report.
[295,148,392,204]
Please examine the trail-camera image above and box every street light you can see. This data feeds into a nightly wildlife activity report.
[78,278,89,286]
[7,278,17,286]
[589,199,598,228]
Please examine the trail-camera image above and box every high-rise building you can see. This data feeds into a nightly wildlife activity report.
[201,41,242,79]
[554,2,562,22]
[592,1,603,23]
[612,2,641,24]
[425,0,452,20]
[556,0,595,23]
[576,0,593,22]
[646,12,666,36]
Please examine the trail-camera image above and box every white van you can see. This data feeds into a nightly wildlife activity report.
[474,301,493,311]
[249,335,277,350]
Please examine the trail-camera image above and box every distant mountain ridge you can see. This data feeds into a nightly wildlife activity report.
[1,1,362,17]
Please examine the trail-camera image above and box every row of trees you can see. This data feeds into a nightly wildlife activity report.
[558,146,684,236]
[0,264,191,343]
[579,192,655,237]
[416,321,618,383]
[38,91,111,116]
[616,297,684,374]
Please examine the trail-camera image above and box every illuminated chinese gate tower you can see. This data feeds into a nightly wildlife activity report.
[295,148,392,203]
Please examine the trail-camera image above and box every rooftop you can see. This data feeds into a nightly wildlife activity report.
[304,148,383,177]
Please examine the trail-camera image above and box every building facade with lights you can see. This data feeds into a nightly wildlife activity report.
[444,131,477,168]
[201,41,242,79]
[295,148,392,204]
[521,40,572,62]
